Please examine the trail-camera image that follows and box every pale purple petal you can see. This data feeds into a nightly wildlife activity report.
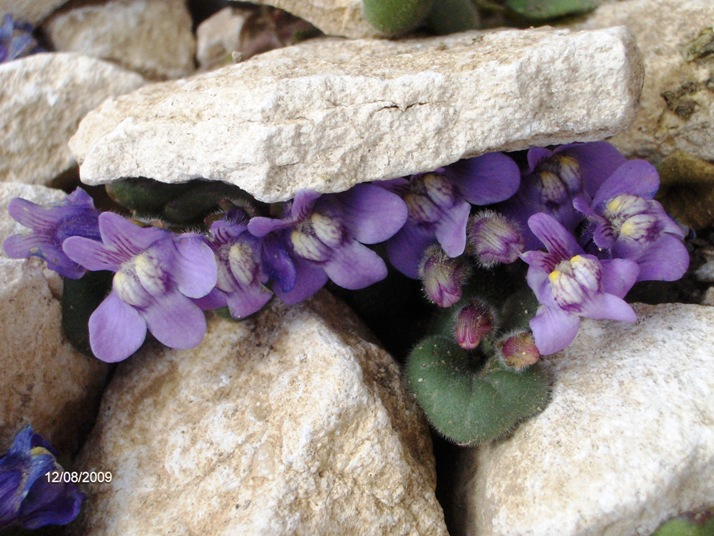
[3,233,47,259]
[527,213,581,259]
[261,234,296,292]
[600,258,639,297]
[447,152,521,205]
[385,223,435,279]
[289,190,322,219]
[173,235,217,298]
[247,216,291,237]
[325,183,408,244]
[273,257,327,305]
[529,306,581,355]
[88,291,146,362]
[580,293,636,322]
[225,284,272,318]
[63,236,123,271]
[435,199,470,258]
[560,142,627,196]
[193,288,227,311]
[323,240,388,290]
[631,235,689,282]
[526,147,553,172]
[7,198,60,230]
[143,291,207,349]
[98,212,167,255]
[592,160,660,208]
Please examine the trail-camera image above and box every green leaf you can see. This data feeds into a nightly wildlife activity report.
[362,0,433,35]
[505,0,598,20]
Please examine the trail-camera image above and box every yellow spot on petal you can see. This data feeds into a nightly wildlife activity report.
[549,270,561,283]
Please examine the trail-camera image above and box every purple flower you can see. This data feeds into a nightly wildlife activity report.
[196,215,273,318]
[573,159,689,281]
[0,425,84,530]
[384,153,521,278]
[467,210,524,266]
[3,188,100,279]
[521,213,639,355]
[0,14,42,63]
[419,244,470,308]
[63,212,217,362]
[247,184,407,300]
[498,142,627,250]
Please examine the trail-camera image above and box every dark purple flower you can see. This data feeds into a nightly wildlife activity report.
[63,212,217,362]
[521,213,639,355]
[0,425,84,530]
[248,184,407,299]
[197,215,273,318]
[572,159,689,281]
[3,188,101,279]
[0,14,42,63]
[467,210,524,267]
[384,153,521,278]
[498,142,627,250]
[419,244,470,308]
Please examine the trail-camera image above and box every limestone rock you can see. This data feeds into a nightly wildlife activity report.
[245,0,379,39]
[43,0,196,80]
[0,52,145,186]
[0,0,66,24]
[196,6,253,70]
[70,26,643,203]
[0,183,107,454]
[576,0,714,164]
[71,292,446,535]
[456,303,714,536]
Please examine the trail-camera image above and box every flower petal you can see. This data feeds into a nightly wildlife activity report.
[323,240,388,290]
[526,147,553,173]
[7,198,57,231]
[527,213,582,259]
[581,293,636,322]
[173,235,217,298]
[448,152,521,205]
[529,306,581,355]
[600,258,639,297]
[560,141,627,196]
[385,223,435,279]
[143,291,207,350]
[226,284,272,318]
[89,291,146,362]
[63,236,122,271]
[592,160,660,208]
[435,199,471,258]
[98,212,167,255]
[632,235,690,282]
[273,257,327,305]
[261,234,296,292]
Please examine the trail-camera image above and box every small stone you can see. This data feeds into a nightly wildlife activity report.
[246,0,379,39]
[0,182,107,454]
[576,0,714,164]
[70,26,642,203]
[0,53,145,186]
[695,259,714,283]
[196,6,253,70]
[43,0,195,80]
[70,292,446,535]
[702,287,714,306]
[455,303,714,536]
[0,0,67,24]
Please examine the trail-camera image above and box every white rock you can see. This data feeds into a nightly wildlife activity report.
[0,182,107,453]
[0,52,145,186]
[244,0,379,39]
[575,0,714,163]
[71,292,446,535]
[43,0,195,80]
[196,6,252,70]
[456,303,714,536]
[0,0,66,24]
[70,26,643,203]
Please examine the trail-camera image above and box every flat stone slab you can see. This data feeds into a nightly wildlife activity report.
[70,26,643,203]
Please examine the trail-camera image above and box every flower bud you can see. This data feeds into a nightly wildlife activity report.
[498,330,540,370]
[418,245,469,307]
[468,211,524,266]
[455,300,494,350]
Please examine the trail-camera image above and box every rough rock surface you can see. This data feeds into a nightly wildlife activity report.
[576,0,714,164]
[0,0,66,24]
[71,292,446,535]
[0,53,145,186]
[0,183,107,454]
[456,303,714,536]
[70,26,643,203]
[43,0,196,80]
[247,0,378,39]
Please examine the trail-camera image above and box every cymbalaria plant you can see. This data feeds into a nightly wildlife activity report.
[3,142,690,445]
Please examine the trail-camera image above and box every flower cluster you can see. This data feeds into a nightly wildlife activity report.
[3,143,689,362]
[0,426,84,530]
[0,14,43,63]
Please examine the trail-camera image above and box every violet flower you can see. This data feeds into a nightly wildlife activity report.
[3,188,100,279]
[247,184,407,301]
[572,159,689,281]
[467,210,524,267]
[0,425,84,530]
[0,14,42,63]
[197,215,273,319]
[63,212,217,362]
[498,142,627,250]
[383,153,521,278]
[521,213,639,355]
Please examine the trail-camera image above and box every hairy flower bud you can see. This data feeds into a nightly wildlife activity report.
[418,245,469,307]
[455,299,495,349]
[498,330,540,370]
[468,211,524,266]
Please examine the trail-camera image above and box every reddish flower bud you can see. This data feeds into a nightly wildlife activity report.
[498,330,540,370]
[418,245,469,308]
[468,211,524,267]
[455,300,495,350]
